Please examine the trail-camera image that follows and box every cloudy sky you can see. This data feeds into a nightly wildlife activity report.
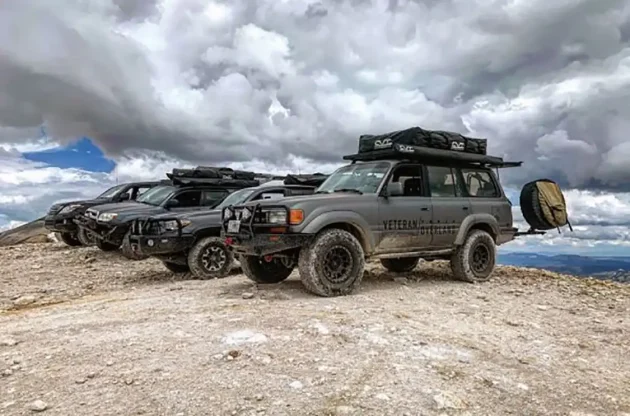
[1,0,630,255]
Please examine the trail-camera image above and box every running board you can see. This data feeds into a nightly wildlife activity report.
[373,249,453,260]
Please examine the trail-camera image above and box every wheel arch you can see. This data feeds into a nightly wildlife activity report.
[301,212,374,254]
[454,214,499,245]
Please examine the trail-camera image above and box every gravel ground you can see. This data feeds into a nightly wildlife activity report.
[1,242,629,416]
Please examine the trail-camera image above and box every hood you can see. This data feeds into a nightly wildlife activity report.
[49,198,111,213]
[238,192,369,208]
[148,209,220,221]
[86,202,167,222]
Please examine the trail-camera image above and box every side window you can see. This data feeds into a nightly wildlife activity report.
[173,190,202,207]
[201,190,229,207]
[427,166,459,197]
[254,190,286,201]
[132,186,152,200]
[387,165,426,197]
[118,187,132,201]
[460,169,499,197]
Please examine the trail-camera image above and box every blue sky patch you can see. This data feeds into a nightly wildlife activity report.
[22,137,116,173]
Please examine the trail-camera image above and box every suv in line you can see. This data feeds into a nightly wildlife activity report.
[74,167,259,259]
[221,127,544,297]
[126,176,326,279]
[44,181,163,247]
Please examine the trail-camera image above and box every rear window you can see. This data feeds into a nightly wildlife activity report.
[460,169,499,197]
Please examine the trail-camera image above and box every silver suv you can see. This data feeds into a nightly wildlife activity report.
[221,131,527,297]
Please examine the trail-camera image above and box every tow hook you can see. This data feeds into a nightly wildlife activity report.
[264,255,273,262]
[225,237,233,246]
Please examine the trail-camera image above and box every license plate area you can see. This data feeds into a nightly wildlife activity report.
[227,220,241,233]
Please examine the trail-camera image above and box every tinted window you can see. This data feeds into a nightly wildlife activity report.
[427,166,459,197]
[388,165,426,197]
[461,169,499,197]
[97,184,126,199]
[137,186,175,206]
[173,190,202,207]
[201,190,229,207]
[214,188,256,209]
[316,162,390,194]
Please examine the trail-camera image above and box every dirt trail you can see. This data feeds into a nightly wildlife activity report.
[1,243,629,416]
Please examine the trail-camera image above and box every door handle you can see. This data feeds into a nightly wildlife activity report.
[462,206,469,210]
[421,207,429,211]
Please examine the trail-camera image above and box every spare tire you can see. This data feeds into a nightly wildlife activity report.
[520,179,570,231]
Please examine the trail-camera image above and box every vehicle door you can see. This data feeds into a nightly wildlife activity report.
[375,163,433,254]
[201,189,231,209]
[460,168,510,229]
[426,166,471,248]
[165,190,204,213]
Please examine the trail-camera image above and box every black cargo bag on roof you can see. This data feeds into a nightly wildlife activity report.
[284,173,328,187]
[358,126,487,155]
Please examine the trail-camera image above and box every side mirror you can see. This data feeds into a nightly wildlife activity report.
[385,182,403,197]
[165,199,179,208]
[118,193,130,201]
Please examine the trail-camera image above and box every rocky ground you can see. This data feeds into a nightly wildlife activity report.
[1,242,629,416]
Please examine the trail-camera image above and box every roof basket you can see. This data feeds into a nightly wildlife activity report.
[344,126,522,168]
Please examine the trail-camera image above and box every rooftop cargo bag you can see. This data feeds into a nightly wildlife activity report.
[358,126,487,155]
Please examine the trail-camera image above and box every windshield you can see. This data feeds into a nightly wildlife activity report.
[316,162,391,194]
[97,184,127,199]
[215,188,256,209]
[136,185,175,206]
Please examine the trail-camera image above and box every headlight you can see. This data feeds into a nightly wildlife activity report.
[265,209,287,224]
[163,219,191,231]
[98,212,118,222]
[239,207,252,220]
[59,204,82,214]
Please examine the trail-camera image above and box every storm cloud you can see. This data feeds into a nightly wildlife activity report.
[1,0,630,189]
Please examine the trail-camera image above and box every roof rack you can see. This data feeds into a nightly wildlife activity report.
[283,173,329,187]
[342,144,522,169]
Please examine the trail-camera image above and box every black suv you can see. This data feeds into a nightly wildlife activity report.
[126,174,327,278]
[45,181,163,247]
[74,167,260,259]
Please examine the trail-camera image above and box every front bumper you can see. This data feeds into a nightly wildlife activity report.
[127,217,195,256]
[44,215,77,233]
[221,203,312,256]
[73,216,127,245]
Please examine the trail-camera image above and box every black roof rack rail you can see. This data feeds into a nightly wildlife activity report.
[342,144,522,169]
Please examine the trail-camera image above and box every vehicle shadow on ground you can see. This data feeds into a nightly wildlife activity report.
[219,262,466,301]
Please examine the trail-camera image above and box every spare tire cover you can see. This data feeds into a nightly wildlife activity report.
[520,179,569,230]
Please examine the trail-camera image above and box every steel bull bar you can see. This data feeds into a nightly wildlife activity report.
[128,216,187,255]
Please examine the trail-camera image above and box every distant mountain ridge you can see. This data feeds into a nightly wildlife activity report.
[498,252,630,283]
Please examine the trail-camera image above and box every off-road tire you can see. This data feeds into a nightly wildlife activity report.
[188,237,233,279]
[380,257,420,273]
[96,239,119,252]
[162,261,190,273]
[77,227,97,246]
[240,255,294,284]
[120,230,149,261]
[298,228,365,297]
[58,232,82,247]
[450,229,496,283]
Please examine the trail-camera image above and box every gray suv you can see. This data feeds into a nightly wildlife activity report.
[221,128,532,297]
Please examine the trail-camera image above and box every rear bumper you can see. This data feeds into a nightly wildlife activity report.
[73,216,127,245]
[497,227,518,245]
[44,215,77,233]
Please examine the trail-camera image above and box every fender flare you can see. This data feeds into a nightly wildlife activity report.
[454,214,500,245]
[300,211,375,253]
